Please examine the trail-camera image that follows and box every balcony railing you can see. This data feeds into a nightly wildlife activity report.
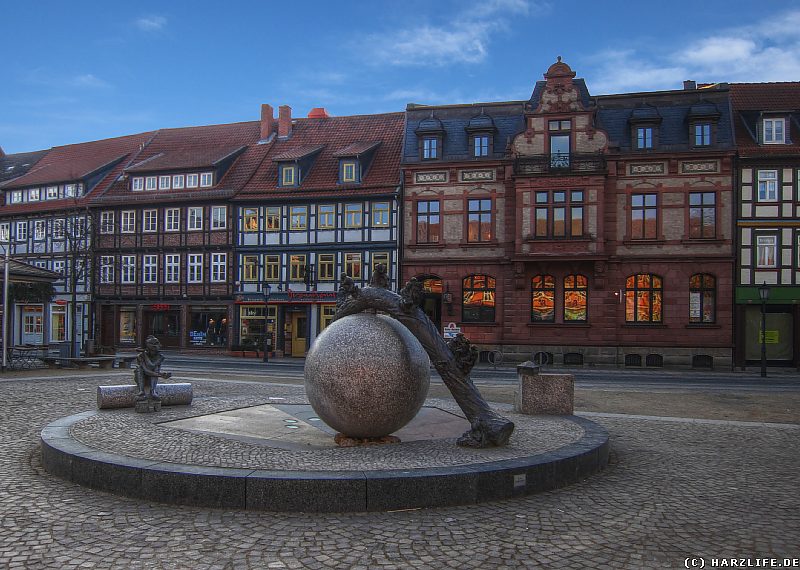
[515,153,605,175]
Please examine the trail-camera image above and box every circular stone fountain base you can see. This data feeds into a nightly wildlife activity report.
[41,396,609,512]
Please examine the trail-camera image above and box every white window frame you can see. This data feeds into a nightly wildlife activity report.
[64,184,76,198]
[188,253,203,283]
[46,186,59,199]
[53,259,66,276]
[121,210,136,233]
[143,254,158,283]
[100,211,114,234]
[158,175,171,190]
[188,207,203,231]
[50,304,69,343]
[52,219,65,239]
[763,118,785,144]
[34,220,45,241]
[121,255,136,284]
[132,177,144,191]
[756,235,777,268]
[165,208,180,232]
[165,254,180,283]
[211,206,227,230]
[99,256,114,284]
[11,190,23,204]
[0,223,9,242]
[211,252,227,282]
[200,172,213,187]
[29,188,40,201]
[143,209,158,233]
[172,174,185,189]
[145,176,157,191]
[757,170,778,202]
[186,173,199,188]
[15,221,27,241]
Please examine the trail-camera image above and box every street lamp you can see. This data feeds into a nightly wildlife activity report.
[262,283,272,363]
[758,282,770,378]
[1,240,10,372]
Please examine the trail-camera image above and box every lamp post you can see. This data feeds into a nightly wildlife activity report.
[1,243,9,372]
[262,283,272,363]
[758,282,770,378]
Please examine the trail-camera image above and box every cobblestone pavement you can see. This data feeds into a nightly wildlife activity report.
[1,374,799,569]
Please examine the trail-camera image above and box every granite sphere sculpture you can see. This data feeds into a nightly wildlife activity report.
[304,313,431,438]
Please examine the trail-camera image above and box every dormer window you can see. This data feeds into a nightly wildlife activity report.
[281,165,298,187]
[694,123,712,147]
[200,172,213,187]
[636,127,654,149]
[28,188,40,201]
[159,175,171,190]
[467,110,496,159]
[341,160,359,183]
[46,186,58,199]
[145,176,157,190]
[763,118,785,144]
[172,175,184,189]
[630,105,661,152]
[422,137,439,160]
[10,190,23,204]
[132,177,144,191]
[186,173,199,188]
[688,102,720,149]
[473,135,489,157]
[416,113,445,161]
[65,184,77,198]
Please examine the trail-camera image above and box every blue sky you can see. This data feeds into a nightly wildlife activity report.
[2,0,799,153]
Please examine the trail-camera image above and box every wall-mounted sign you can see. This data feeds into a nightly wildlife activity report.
[460,169,495,182]
[443,322,462,339]
[414,171,448,184]
[681,161,718,174]
[150,303,170,311]
[629,162,665,175]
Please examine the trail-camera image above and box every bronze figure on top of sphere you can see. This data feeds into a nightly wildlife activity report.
[134,335,172,413]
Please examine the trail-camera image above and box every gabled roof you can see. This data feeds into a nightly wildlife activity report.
[730,83,800,157]
[332,141,381,158]
[236,112,404,197]
[0,150,48,184]
[126,145,247,172]
[730,82,800,111]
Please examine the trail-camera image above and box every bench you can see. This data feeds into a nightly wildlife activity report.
[44,356,117,369]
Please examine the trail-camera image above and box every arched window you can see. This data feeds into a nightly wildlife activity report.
[563,274,588,321]
[689,274,715,323]
[462,275,496,323]
[625,274,662,323]
[531,275,555,322]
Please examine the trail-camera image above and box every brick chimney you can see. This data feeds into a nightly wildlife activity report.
[307,107,330,119]
[683,80,697,90]
[278,105,292,139]
[260,104,275,140]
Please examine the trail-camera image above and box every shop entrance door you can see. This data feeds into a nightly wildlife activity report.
[101,308,115,346]
[21,306,44,345]
[291,313,307,357]
[145,311,180,347]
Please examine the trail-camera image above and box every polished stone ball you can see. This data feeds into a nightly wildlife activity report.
[304,313,431,438]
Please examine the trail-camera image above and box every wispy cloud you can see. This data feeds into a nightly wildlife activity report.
[586,9,800,93]
[135,15,167,32]
[359,0,545,67]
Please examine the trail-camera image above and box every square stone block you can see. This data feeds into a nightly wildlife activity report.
[515,370,574,415]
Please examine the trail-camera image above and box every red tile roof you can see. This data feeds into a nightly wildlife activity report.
[126,145,246,172]
[236,112,404,197]
[332,141,382,158]
[271,144,326,162]
[730,83,800,157]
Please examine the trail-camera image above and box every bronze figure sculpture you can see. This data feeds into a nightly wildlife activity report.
[134,335,172,413]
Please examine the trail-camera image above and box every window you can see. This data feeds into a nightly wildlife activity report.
[50,305,68,343]
[188,254,203,283]
[70,217,87,239]
[531,275,555,322]
[631,194,657,239]
[159,176,171,190]
[757,170,778,202]
[318,253,335,281]
[422,137,439,160]
[47,186,59,199]
[341,161,358,183]
[121,210,135,233]
[165,254,180,283]
[100,211,114,234]
[243,208,258,232]
[318,205,335,229]
[564,274,588,321]
[281,165,297,186]
[372,202,390,227]
[52,260,65,276]
[467,199,492,242]
[462,274,496,323]
[212,206,226,229]
[242,255,259,282]
[290,206,307,230]
[143,255,158,283]
[763,118,785,144]
[34,220,45,240]
[16,221,27,241]
[344,253,362,279]
[65,184,78,197]
[52,219,65,239]
[625,274,663,323]
[100,256,114,284]
[200,172,213,187]
[145,176,157,191]
[549,120,571,168]
[266,207,281,231]
[344,204,363,228]
[534,190,583,238]
[211,253,226,282]
[549,120,571,131]
[121,255,136,284]
[636,127,653,149]
[0,223,9,242]
[188,207,203,230]
[290,254,307,281]
[372,252,390,276]
[186,173,199,188]
[29,188,40,201]
[143,209,158,233]
[689,274,715,323]
[10,190,22,204]
[416,200,440,244]
[265,255,280,282]
[694,123,712,146]
[756,235,777,268]
[172,174,185,189]
[689,192,716,238]
[165,208,180,232]
[473,135,489,157]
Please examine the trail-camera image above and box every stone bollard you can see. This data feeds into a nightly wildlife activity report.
[97,383,193,410]
[515,361,574,415]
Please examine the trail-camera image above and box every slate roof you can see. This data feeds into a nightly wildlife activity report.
[403,102,525,164]
[730,82,800,157]
[0,150,48,184]
[594,86,735,153]
[236,112,404,198]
